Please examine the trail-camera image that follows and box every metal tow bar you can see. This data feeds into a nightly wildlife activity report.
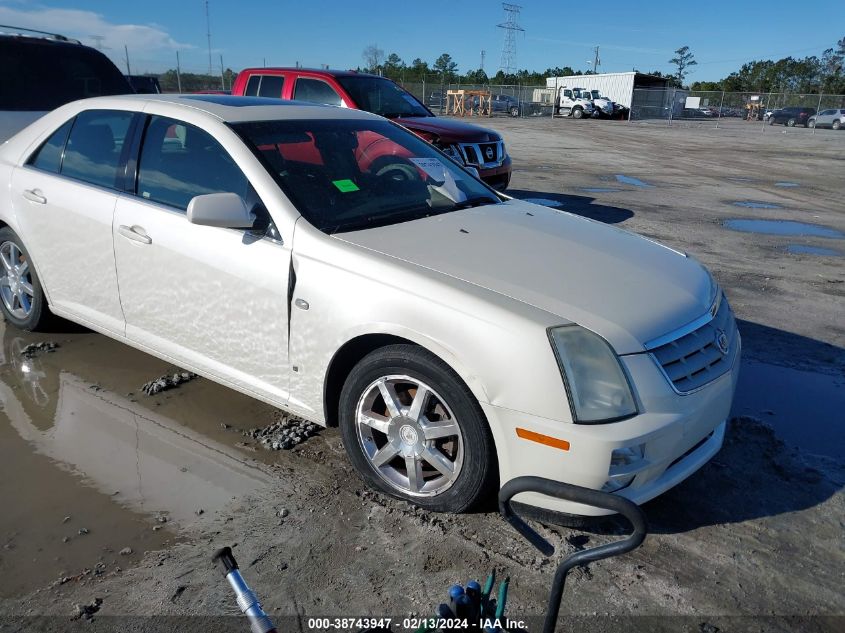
[213,546,277,633]
[498,476,649,633]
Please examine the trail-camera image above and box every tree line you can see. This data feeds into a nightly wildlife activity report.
[147,36,844,95]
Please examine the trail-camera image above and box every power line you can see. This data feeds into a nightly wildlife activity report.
[497,3,524,75]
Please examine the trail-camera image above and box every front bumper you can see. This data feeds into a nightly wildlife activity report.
[478,155,512,191]
[483,335,741,515]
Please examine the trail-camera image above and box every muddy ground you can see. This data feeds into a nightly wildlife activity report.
[0,117,843,632]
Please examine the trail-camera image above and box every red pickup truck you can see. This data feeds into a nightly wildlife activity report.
[231,68,512,190]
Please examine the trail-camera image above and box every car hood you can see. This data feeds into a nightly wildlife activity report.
[393,115,501,143]
[336,199,714,354]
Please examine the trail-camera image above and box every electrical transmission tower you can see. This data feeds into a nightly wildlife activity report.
[497,3,524,75]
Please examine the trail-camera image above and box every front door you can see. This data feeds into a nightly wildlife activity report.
[113,114,291,403]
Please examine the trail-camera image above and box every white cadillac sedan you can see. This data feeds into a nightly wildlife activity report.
[0,95,740,514]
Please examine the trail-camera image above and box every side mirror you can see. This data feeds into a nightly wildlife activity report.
[187,192,255,228]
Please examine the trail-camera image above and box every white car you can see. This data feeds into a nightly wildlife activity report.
[0,95,740,515]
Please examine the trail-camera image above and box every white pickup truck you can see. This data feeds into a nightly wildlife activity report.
[554,87,595,119]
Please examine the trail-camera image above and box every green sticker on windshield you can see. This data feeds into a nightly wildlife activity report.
[332,179,360,193]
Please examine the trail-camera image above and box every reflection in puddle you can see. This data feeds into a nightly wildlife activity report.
[521,198,563,207]
[786,244,844,257]
[580,187,622,193]
[724,219,844,238]
[732,201,783,209]
[0,330,273,597]
[775,182,800,188]
[614,174,653,188]
[732,361,845,458]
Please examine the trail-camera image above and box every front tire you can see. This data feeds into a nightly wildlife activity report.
[509,106,519,118]
[0,227,52,331]
[339,344,497,513]
[808,118,816,128]
[572,107,584,119]
[833,120,842,130]
[787,118,796,127]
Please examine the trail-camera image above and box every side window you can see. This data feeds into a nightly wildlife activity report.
[61,110,134,189]
[257,75,284,98]
[293,78,342,106]
[563,90,573,99]
[137,115,248,211]
[27,119,73,173]
[245,75,261,96]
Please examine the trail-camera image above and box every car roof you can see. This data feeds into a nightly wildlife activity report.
[240,67,384,79]
[66,94,380,123]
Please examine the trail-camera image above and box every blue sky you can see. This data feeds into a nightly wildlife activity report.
[1,0,839,80]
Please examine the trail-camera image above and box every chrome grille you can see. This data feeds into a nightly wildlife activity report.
[457,141,504,168]
[649,295,738,393]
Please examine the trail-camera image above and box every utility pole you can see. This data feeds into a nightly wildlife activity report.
[219,54,225,90]
[176,51,183,93]
[205,0,213,77]
[480,49,486,73]
[592,46,601,74]
[124,44,131,75]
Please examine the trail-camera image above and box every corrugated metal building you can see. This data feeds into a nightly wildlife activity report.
[545,72,670,110]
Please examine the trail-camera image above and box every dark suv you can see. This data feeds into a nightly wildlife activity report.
[0,26,132,141]
[768,106,816,127]
[231,68,512,190]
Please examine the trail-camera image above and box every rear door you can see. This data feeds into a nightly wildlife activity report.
[11,109,136,334]
[112,114,291,403]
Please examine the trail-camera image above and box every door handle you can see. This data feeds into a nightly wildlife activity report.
[118,224,152,245]
[22,189,46,204]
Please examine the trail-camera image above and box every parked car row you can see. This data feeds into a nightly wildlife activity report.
[767,106,817,127]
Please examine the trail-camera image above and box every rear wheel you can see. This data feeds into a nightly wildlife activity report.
[339,344,497,513]
[808,118,816,128]
[787,118,797,127]
[0,227,52,331]
[509,106,519,118]
[833,120,842,130]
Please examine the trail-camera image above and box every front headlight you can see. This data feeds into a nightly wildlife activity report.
[548,326,638,424]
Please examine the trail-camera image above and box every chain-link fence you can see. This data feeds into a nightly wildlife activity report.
[629,88,845,129]
[396,79,845,133]
[399,81,551,118]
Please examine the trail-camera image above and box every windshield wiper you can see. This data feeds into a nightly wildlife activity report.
[453,196,498,210]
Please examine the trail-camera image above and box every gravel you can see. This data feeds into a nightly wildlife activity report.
[244,416,321,450]
[141,371,198,395]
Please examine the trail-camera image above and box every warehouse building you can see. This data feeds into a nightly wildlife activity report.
[543,71,672,117]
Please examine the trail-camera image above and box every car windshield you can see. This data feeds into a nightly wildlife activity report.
[231,118,500,234]
[0,40,131,111]
[336,76,432,119]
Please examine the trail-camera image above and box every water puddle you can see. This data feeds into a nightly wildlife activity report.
[775,182,800,188]
[521,198,563,207]
[581,187,622,193]
[732,201,783,209]
[0,327,274,598]
[732,360,845,458]
[615,174,653,188]
[724,219,844,238]
[786,244,844,256]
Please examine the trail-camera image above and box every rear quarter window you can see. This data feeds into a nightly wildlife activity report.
[26,119,74,173]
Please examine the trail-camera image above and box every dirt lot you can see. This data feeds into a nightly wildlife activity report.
[0,117,843,632]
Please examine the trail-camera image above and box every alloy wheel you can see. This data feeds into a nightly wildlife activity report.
[0,241,34,320]
[355,374,463,497]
